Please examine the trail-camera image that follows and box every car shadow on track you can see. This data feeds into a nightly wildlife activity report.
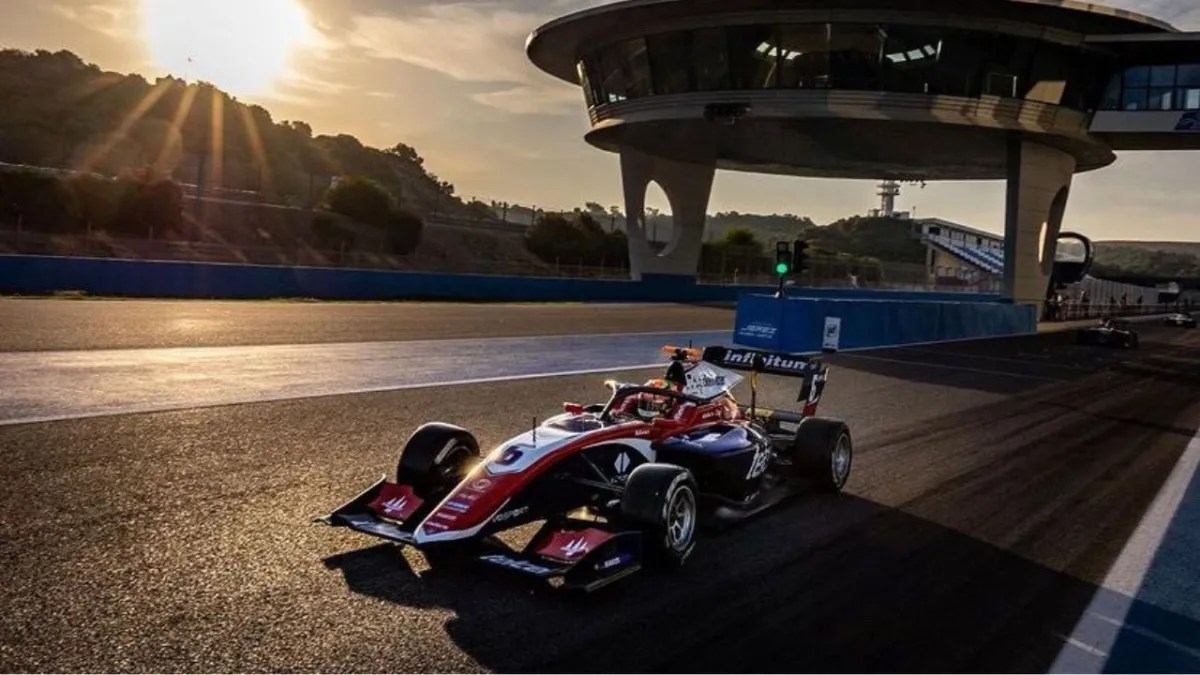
[319,490,1199,673]
[826,328,1195,396]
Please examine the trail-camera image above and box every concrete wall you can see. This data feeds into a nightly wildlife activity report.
[0,254,1006,304]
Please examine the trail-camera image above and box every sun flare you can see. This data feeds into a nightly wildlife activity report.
[142,0,314,96]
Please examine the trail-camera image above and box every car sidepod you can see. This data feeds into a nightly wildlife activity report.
[654,424,773,504]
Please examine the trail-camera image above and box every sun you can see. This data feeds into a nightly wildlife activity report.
[142,0,315,96]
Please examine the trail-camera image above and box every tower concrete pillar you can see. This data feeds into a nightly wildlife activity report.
[620,147,715,280]
[1003,139,1075,314]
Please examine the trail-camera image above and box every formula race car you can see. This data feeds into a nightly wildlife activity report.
[1164,313,1197,328]
[1076,317,1139,348]
[316,345,851,591]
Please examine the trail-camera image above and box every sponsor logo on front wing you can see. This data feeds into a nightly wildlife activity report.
[493,505,529,523]
[344,514,413,541]
[595,554,627,571]
[561,537,590,558]
[381,496,408,515]
[480,554,556,576]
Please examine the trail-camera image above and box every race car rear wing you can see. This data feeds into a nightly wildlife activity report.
[700,346,820,378]
[699,346,828,415]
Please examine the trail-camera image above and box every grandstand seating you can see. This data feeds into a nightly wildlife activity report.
[926,234,1004,275]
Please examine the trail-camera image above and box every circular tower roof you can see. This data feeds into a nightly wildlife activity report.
[528,0,1176,83]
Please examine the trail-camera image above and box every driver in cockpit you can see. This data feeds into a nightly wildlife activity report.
[613,357,738,423]
[628,379,678,421]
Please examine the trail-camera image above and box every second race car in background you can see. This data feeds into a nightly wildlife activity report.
[317,345,852,591]
[1077,318,1139,348]
[1164,312,1197,328]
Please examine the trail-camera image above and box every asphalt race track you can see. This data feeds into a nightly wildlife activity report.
[1,299,1198,672]
[0,298,734,351]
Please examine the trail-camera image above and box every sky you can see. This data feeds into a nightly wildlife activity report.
[2,0,1199,242]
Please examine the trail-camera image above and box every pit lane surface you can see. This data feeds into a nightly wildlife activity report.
[1,303,1198,672]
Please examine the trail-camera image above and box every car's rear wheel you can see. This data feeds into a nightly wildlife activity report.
[620,464,698,568]
[396,422,479,498]
[794,418,853,492]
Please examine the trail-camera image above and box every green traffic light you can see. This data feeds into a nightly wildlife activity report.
[775,263,790,275]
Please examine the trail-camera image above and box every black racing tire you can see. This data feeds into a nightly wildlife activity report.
[620,464,699,568]
[396,422,479,497]
[794,418,853,493]
[1129,334,1140,349]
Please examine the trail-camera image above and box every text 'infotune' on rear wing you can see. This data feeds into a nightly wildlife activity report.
[700,346,828,414]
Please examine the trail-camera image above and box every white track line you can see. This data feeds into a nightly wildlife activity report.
[1049,429,1200,673]
[0,362,665,428]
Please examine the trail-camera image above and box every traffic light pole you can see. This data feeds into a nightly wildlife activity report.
[774,241,791,299]
[773,240,810,299]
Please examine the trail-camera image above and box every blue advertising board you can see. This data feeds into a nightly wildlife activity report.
[0,254,1005,305]
[735,294,1036,353]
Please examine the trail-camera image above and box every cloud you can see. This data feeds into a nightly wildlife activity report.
[471,84,581,114]
[49,0,137,39]
[346,5,542,84]
[304,0,595,114]
[1099,0,1200,28]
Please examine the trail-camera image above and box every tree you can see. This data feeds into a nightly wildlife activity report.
[286,121,313,139]
[0,48,478,231]
[723,228,760,249]
[525,211,629,267]
[386,208,423,255]
[322,174,423,254]
[325,175,394,227]
[312,213,353,250]
[387,142,423,167]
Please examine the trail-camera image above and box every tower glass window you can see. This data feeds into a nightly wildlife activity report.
[578,22,1179,111]
[1100,63,1200,111]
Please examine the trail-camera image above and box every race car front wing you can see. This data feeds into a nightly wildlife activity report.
[316,477,644,591]
[314,475,421,544]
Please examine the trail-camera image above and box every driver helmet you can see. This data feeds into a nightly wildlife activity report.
[635,379,673,420]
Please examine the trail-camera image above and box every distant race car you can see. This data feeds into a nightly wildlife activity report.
[1164,313,1197,328]
[1077,318,1139,348]
[316,345,852,591]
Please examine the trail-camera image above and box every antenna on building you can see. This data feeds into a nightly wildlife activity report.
[870,179,918,220]
[878,180,901,217]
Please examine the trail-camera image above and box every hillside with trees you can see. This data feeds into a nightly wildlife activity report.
[1093,242,1200,278]
[0,48,476,217]
[0,48,561,273]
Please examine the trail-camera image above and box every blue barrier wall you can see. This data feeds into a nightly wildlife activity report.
[735,294,1036,352]
[0,254,1007,304]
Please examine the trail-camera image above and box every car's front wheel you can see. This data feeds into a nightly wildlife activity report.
[396,422,479,498]
[621,464,698,568]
